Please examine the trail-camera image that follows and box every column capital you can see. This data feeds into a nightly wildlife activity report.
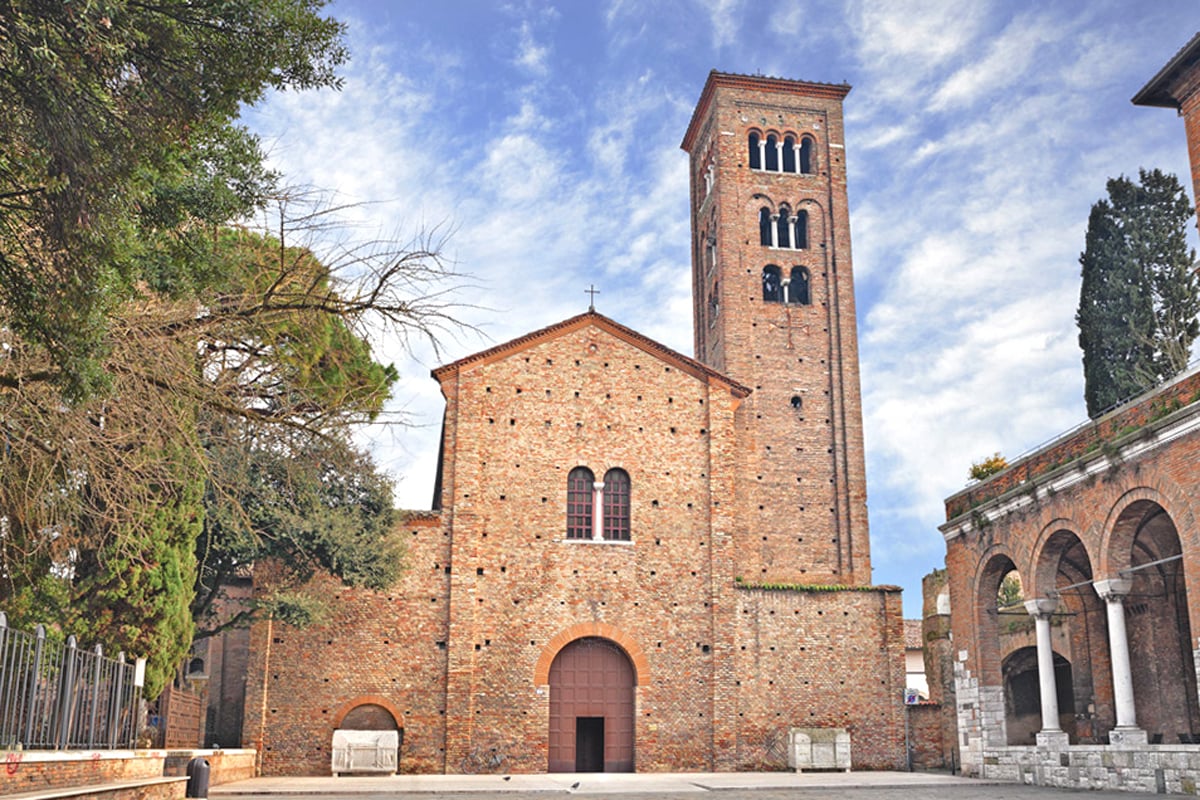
[1024,597,1058,618]
[1094,577,1133,600]
[593,481,605,490]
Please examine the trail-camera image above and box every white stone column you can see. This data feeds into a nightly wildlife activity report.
[757,139,767,170]
[781,278,791,304]
[592,481,605,541]
[1024,598,1061,732]
[774,139,784,171]
[792,142,801,173]
[770,214,780,248]
[1094,577,1146,743]
[788,215,799,250]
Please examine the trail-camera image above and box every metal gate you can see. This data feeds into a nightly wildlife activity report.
[547,637,634,772]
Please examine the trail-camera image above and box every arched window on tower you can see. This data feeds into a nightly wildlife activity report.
[748,132,761,170]
[776,205,792,249]
[764,134,779,172]
[566,467,594,539]
[762,265,783,303]
[799,136,815,174]
[602,468,631,541]
[794,209,808,249]
[708,281,719,324]
[788,266,811,305]
[782,135,797,173]
[758,207,772,246]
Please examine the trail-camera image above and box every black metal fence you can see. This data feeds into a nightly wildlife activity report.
[0,612,143,749]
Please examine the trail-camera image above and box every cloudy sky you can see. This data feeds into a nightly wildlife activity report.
[243,0,1200,618]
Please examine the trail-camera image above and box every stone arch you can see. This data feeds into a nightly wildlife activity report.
[331,695,404,730]
[1101,490,1200,743]
[534,622,649,686]
[974,549,1021,687]
[1031,524,1109,742]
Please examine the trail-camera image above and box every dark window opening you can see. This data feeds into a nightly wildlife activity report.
[799,136,814,174]
[782,135,797,173]
[758,207,772,246]
[762,265,783,303]
[748,132,761,170]
[603,468,631,541]
[795,210,808,249]
[788,266,811,305]
[764,134,779,172]
[791,395,802,410]
[567,467,594,539]
[776,205,791,249]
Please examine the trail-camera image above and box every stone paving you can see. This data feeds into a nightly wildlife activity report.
[209,770,1142,799]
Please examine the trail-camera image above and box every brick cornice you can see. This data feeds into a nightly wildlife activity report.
[681,70,851,152]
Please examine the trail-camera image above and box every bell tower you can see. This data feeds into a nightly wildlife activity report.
[681,72,871,586]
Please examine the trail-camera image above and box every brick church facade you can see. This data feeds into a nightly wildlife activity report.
[242,72,907,776]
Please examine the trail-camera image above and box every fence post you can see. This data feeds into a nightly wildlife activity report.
[24,624,45,747]
[87,644,103,748]
[109,653,126,749]
[56,635,78,749]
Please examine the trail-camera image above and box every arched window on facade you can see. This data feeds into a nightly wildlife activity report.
[708,281,719,324]
[602,468,631,541]
[794,210,808,249]
[776,205,792,249]
[788,266,811,305]
[764,134,779,172]
[762,265,783,303]
[758,207,772,246]
[748,132,761,170]
[799,136,814,174]
[782,135,797,173]
[567,467,594,539]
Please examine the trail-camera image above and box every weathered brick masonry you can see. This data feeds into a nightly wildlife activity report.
[245,72,906,775]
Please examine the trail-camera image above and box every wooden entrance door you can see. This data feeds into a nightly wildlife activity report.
[548,638,635,772]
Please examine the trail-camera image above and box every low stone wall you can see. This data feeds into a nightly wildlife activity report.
[980,740,1200,794]
[162,749,257,784]
[1,748,257,797]
[0,750,166,795]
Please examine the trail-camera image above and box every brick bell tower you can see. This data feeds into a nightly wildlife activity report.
[681,72,871,586]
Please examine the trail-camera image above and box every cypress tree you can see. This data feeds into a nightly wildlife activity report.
[1077,169,1200,418]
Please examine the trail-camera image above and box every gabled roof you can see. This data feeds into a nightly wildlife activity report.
[681,70,852,153]
[1132,32,1200,108]
[431,309,751,398]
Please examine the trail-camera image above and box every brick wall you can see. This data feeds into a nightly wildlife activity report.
[247,320,905,774]
[0,751,166,795]
[907,703,947,770]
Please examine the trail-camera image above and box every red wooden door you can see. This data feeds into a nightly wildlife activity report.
[548,638,635,772]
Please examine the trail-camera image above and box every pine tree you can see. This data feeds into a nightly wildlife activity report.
[1077,169,1200,418]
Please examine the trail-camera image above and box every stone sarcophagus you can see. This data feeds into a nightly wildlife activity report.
[331,729,399,775]
[788,727,851,772]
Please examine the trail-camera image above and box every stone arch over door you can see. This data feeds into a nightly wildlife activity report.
[547,637,636,773]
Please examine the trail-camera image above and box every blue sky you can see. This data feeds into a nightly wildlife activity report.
[243,1,1200,618]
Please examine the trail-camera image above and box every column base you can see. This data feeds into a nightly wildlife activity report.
[1035,730,1070,749]
[1108,727,1148,746]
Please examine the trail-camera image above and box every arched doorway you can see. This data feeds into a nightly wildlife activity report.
[548,637,635,772]
[1002,646,1075,745]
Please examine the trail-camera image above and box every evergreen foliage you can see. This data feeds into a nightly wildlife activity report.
[0,3,464,697]
[1077,169,1200,418]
